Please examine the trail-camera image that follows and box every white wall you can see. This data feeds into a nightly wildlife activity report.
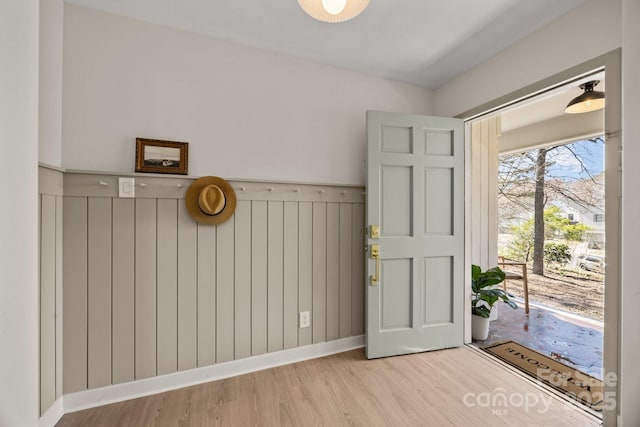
[620,0,640,424]
[39,0,64,166]
[0,0,40,426]
[434,0,622,117]
[62,5,433,185]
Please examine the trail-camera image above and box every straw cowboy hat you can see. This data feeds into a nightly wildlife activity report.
[185,176,237,225]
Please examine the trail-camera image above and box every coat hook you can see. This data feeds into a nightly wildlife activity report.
[177,183,183,189]
[139,182,148,187]
[98,181,108,186]
[341,191,347,195]
[318,189,325,194]
[293,188,300,193]
[268,187,274,192]
[361,192,366,196]
[239,186,246,191]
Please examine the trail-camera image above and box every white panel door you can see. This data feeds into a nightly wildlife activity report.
[366,110,464,359]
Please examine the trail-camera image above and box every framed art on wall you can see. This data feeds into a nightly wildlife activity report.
[135,138,189,175]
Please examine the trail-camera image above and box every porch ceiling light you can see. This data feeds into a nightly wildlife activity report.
[565,80,605,114]
[297,0,370,23]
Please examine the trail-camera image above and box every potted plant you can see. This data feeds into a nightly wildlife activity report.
[471,264,518,340]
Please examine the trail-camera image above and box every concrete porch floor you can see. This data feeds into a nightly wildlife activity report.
[472,299,604,380]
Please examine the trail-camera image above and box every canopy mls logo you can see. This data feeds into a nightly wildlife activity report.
[463,388,554,416]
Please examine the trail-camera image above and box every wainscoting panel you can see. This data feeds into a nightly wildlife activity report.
[112,198,135,384]
[298,202,313,346]
[62,196,88,394]
[196,223,216,366]
[61,172,365,392]
[177,202,198,372]
[87,197,112,389]
[135,198,158,380]
[39,166,64,416]
[40,194,57,413]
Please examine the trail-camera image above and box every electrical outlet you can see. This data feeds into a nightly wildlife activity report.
[299,311,310,328]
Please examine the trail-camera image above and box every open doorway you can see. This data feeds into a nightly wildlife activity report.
[488,136,605,378]
[464,52,620,425]
[468,72,608,413]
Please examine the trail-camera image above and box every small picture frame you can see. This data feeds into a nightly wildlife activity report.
[135,138,189,175]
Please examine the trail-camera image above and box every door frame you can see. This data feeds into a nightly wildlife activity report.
[461,49,621,426]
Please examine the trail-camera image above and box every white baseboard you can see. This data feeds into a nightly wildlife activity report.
[39,397,64,427]
[64,335,364,414]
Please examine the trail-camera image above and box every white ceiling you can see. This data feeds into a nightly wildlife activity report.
[501,72,605,132]
[64,0,586,89]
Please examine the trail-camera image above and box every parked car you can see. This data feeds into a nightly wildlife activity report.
[576,255,604,273]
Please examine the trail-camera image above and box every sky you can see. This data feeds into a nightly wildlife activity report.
[546,138,605,180]
[499,138,605,182]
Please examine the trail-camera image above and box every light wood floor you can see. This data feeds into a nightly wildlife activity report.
[57,347,599,426]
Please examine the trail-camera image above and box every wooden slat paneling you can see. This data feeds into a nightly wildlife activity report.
[216,216,235,363]
[197,224,216,366]
[234,201,252,359]
[135,199,157,379]
[298,202,313,346]
[487,117,498,267]
[87,197,112,388]
[112,198,135,384]
[178,202,198,371]
[471,121,481,267]
[283,202,299,350]
[39,171,65,415]
[58,172,366,393]
[55,195,63,398]
[326,203,340,341]
[480,120,489,269]
[63,196,88,393]
[339,203,353,338]
[40,194,56,414]
[312,202,327,343]
[352,203,365,335]
[268,201,284,352]
[251,201,268,356]
[157,199,178,375]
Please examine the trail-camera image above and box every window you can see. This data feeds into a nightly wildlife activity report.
[593,213,604,222]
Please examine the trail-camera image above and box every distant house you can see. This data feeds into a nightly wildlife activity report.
[550,199,605,246]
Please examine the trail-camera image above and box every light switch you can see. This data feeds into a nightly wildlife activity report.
[119,177,135,198]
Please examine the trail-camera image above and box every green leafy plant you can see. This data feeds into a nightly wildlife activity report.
[544,242,571,265]
[505,206,592,262]
[471,265,518,318]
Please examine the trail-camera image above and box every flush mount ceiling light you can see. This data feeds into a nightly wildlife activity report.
[565,80,605,114]
[297,0,370,23]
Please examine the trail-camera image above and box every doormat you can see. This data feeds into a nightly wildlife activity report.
[482,340,604,410]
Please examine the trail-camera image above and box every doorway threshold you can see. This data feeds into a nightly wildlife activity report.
[466,344,603,421]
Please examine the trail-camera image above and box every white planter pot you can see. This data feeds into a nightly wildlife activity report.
[471,314,491,341]
[489,304,498,321]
